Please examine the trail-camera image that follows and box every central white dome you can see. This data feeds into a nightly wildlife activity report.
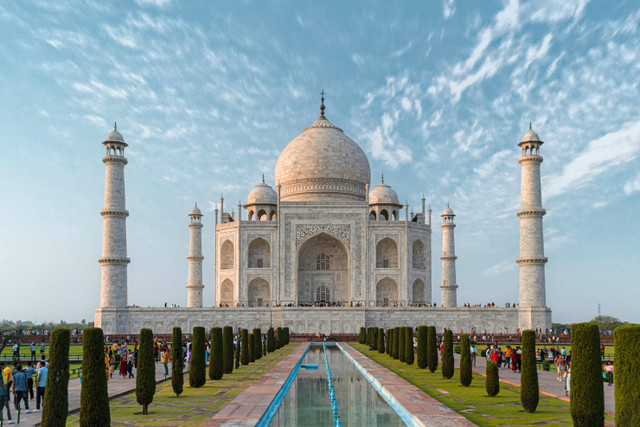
[275,113,371,202]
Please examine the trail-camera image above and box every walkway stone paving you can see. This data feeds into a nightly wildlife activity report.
[454,353,615,414]
[12,362,173,427]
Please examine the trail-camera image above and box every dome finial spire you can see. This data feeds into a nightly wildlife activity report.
[320,89,325,117]
[114,121,117,131]
[262,173,265,183]
[529,121,532,130]
[381,173,384,184]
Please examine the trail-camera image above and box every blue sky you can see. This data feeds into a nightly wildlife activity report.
[1,0,638,324]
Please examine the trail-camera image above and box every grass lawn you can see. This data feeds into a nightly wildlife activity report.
[351,343,613,426]
[65,344,297,426]
[1,344,84,359]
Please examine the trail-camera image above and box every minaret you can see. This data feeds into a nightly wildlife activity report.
[440,205,458,307]
[99,123,130,308]
[517,125,547,311]
[187,203,204,307]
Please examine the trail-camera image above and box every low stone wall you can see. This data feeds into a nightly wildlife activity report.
[96,306,551,335]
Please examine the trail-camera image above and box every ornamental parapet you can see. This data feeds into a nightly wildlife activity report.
[101,209,129,217]
[517,208,546,217]
[102,156,128,165]
[187,255,204,261]
[440,255,457,261]
[518,156,543,165]
[516,257,548,265]
[98,257,131,265]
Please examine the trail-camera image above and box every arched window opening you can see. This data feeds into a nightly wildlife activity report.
[220,240,234,269]
[220,279,234,306]
[270,211,277,221]
[412,240,426,269]
[369,210,377,220]
[257,209,267,221]
[376,237,398,268]
[316,285,330,302]
[392,210,399,221]
[316,253,330,270]
[247,210,254,221]
[379,209,389,221]
[248,278,270,307]
[248,237,270,268]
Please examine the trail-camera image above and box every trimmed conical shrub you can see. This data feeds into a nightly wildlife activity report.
[189,326,206,388]
[262,335,267,356]
[276,327,283,349]
[405,327,414,365]
[136,328,156,414]
[486,361,500,397]
[427,326,438,373]
[398,326,406,362]
[241,329,250,365]
[442,330,454,379]
[377,328,385,353]
[417,326,428,369]
[386,329,392,355]
[249,333,256,363]
[571,323,604,426]
[615,324,640,425]
[209,327,223,380]
[359,327,365,344]
[80,327,110,426]
[393,327,400,359]
[253,329,262,360]
[460,334,472,386]
[267,327,275,352]
[284,327,290,345]
[42,328,70,427]
[520,329,539,413]
[235,334,241,369]
[223,326,233,374]
[171,327,184,397]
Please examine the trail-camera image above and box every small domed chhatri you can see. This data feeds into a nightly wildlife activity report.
[368,175,400,205]
[104,122,127,145]
[519,123,543,145]
[275,93,371,202]
[190,203,202,216]
[246,175,277,205]
[442,205,454,216]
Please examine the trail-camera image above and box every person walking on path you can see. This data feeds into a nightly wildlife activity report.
[604,362,614,386]
[11,364,31,413]
[1,362,14,424]
[12,343,19,364]
[470,344,477,367]
[163,346,170,376]
[39,343,45,360]
[119,352,127,378]
[30,343,37,362]
[564,361,571,396]
[24,361,36,400]
[127,350,135,378]
[35,361,47,412]
[555,354,565,382]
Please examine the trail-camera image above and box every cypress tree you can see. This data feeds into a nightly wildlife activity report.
[417,326,428,369]
[136,328,156,414]
[249,333,256,363]
[571,323,604,426]
[208,327,223,380]
[171,327,184,397]
[615,324,640,425]
[284,327,290,345]
[377,328,385,353]
[267,327,275,352]
[405,327,414,365]
[520,329,539,413]
[398,326,406,362]
[359,327,365,344]
[393,327,400,359]
[460,334,472,386]
[385,328,393,356]
[427,326,438,373]
[276,327,283,349]
[365,327,370,346]
[486,361,500,397]
[241,329,250,365]
[223,326,234,374]
[263,335,267,356]
[235,334,241,369]
[442,329,454,379]
[253,329,262,359]
[42,328,70,427]
[189,326,206,388]
[80,327,110,426]
[371,328,378,350]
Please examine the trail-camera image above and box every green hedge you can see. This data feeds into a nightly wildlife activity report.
[427,326,437,373]
[223,326,234,374]
[460,334,472,386]
[241,329,250,365]
[80,327,110,426]
[386,329,392,355]
[615,324,640,425]
[416,326,427,369]
[42,328,70,427]
[276,327,283,349]
[189,326,206,388]
[520,330,539,413]
[486,361,500,397]
[570,322,604,426]
[172,327,184,397]
[442,330,454,379]
[209,327,223,380]
[136,328,156,414]
[405,327,414,366]
[253,328,262,360]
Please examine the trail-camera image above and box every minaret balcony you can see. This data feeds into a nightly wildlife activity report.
[516,257,548,265]
[517,208,546,217]
[102,156,128,165]
[98,257,131,265]
[518,156,543,165]
[101,209,129,217]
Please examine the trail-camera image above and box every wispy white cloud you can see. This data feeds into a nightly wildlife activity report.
[443,0,456,20]
[482,260,516,275]
[134,0,171,7]
[623,173,640,195]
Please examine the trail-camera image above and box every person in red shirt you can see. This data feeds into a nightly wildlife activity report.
[491,351,500,365]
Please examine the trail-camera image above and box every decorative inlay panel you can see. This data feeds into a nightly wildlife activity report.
[296,224,350,247]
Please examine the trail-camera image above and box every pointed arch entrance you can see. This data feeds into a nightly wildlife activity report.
[248,277,270,307]
[297,233,349,304]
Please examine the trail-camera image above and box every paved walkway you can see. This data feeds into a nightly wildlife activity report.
[9,362,173,427]
[454,353,615,414]
[206,343,307,426]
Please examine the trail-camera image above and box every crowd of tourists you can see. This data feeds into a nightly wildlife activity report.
[1,358,49,424]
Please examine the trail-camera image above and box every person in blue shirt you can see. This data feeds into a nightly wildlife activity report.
[24,362,37,400]
[35,362,47,412]
[11,365,31,413]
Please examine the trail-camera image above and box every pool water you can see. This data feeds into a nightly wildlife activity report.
[270,345,405,426]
